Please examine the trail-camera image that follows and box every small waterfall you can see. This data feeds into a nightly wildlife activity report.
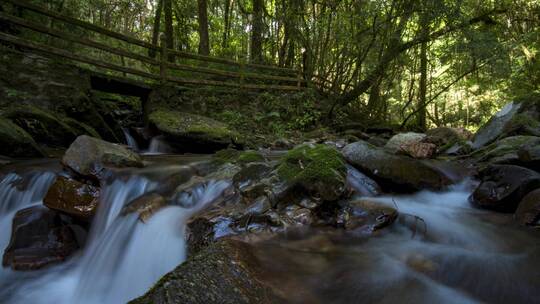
[145,136,172,155]
[0,169,231,304]
[121,128,139,151]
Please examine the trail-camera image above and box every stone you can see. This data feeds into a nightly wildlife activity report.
[233,162,272,186]
[472,102,522,149]
[470,165,540,212]
[62,135,143,179]
[515,189,540,227]
[340,199,398,231]
[43,175,100,219]
[399,142,437,159]
[121,193,168,223]
[0,117,44,157]
[149,110,241,153]
[385,132,426,153]
[277,144,347,201]
[342,141,452,192]
[2,206,80,271]
[129,239,282,304]
[472,136,540,166]
[425,127,470,148]
[346,166,381,197]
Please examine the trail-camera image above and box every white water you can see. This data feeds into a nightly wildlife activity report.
[122,128,139,152]
[145,136,172,155]
[0,171,230,304]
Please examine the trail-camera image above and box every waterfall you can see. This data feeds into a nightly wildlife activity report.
[121,128,139,152]
[0,169,230,304]
[145,136,172,155]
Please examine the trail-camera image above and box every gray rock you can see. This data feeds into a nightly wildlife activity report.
[515,189,540,227]
[472,102,522,149]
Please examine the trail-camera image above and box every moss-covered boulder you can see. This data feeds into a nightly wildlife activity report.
[0,117,44,157]
[471,136,540,166]
[62,135,143,179]
[213,149,265,166]
[277,144,347,201]
[149,110,241,153]
[130,239,282,304]
[3,105,79,147]
[342,141,452,192]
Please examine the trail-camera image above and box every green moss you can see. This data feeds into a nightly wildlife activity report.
[237,151,265,164]
[213,149,264,165]
[63,118,101,139]
[0,117,44,157]
[149,110,238,142]
[277,144,346,200]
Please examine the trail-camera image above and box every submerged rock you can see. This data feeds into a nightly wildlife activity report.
[342,141,451,192]
[0,117,44,157]
[515,189,540,227]
[277,144,347,201]
[121,193,168,223]
[2,206,80,271]
[149,110,240,153]
[470,165,540,212]
[43,175,100,219]
[130,239,281,304]
[62,135,143,179]
[339,199,398,232]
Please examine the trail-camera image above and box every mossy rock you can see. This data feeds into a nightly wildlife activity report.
[471,136,540,165]
[213,149,265,165]
[3,105,78,147]
[277,144,347,201]
[0,117,44,157]
[63,118,101,139]
[149,110,241,153]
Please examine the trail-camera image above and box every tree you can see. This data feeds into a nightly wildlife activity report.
[197,0,210,55]
[251,0,264,63]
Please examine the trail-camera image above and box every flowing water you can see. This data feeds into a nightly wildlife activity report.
[0,157,539,304]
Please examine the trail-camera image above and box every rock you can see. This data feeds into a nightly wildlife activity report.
[472,136,540,166]
[213,149,266,166]
[4,105,79,147]
[518,145,540,172]
[515,189,540,227]
[121,193,168,223]
[2,206,80,270]
[346,165,381,197]
[342,141,452,192]
[399,142,437,159]
[0,117,44,157]
[149,110,241,153]
[233,162,272,186]
[277,144,347,201]
[43,175,100,219]
[425,127,470,148]
[472,94,540,149]
[129,239,282,304]
[385,132,426,153]
[470,165,540,212]
[340,199,398,231]
[62,135,143,179]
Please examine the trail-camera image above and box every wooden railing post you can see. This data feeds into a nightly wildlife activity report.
[297,66,303,88]
[159,33,167,84]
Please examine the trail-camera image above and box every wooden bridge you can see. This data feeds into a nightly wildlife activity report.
[0,0,307,98]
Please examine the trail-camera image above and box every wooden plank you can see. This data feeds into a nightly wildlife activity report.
[166,61,305,83]
[0,12,159,66]
[165,75,301,91]
[0,32,160,81]
[3,0,158,51]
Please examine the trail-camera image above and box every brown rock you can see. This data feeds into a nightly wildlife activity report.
[515,189,540,227]
[121,193,168,223]
[3,206,80,271]
[43,175,100,219]
[399,142,437,159]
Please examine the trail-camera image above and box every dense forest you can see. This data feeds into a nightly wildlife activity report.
[0,1,540,304]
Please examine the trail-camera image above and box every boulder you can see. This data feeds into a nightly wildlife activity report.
[338,199,398,232]
[43,175,100,219]
[277,144,347,201]
[472,94,540,149]
[130,239,282,304]
[385,132,426,153]
[425,127,471,147]
[149,110,241,153]
[346,166,381,197]
[342,141,452,192]
[121,193,168,223]
[515,189,540,227]
[399,142,437,159]
[472,136,540,166]
[0,117,44,157]
[3,206,80,270]
[470,165,540,212]
[62,135,143,179]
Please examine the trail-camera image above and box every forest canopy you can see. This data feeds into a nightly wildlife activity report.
[5,0,540,131]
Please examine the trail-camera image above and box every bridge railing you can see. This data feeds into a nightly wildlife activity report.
[0,0,306,91]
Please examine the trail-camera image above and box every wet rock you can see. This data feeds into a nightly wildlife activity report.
[121,193,168,223]
[385,132,426,153]
[0,117,44,157]
[245,196,272,215]
[62,135,143,179]
[149,110,241,153]
[233,162,272,186]
[399,142,437,159]
[342,141,452,192]
[346,166,381,197]
[130,239,282,304]
[277,144,347,201]
[472,136,540,166]
[2,206,80,271]
[515,189,540,227]
[43,175,100,219]
[340,199,398,231]
[213,149,266,166]
[470,165,540,212]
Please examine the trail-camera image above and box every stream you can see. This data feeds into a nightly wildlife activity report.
[0,155,539,303]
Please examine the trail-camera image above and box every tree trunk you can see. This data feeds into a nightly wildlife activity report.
[250,0,264,63]
[417,8,429,131]
[163,0,174,61]
[222,0,232,49]
[149,0,162,58]
[197,0,210,55]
